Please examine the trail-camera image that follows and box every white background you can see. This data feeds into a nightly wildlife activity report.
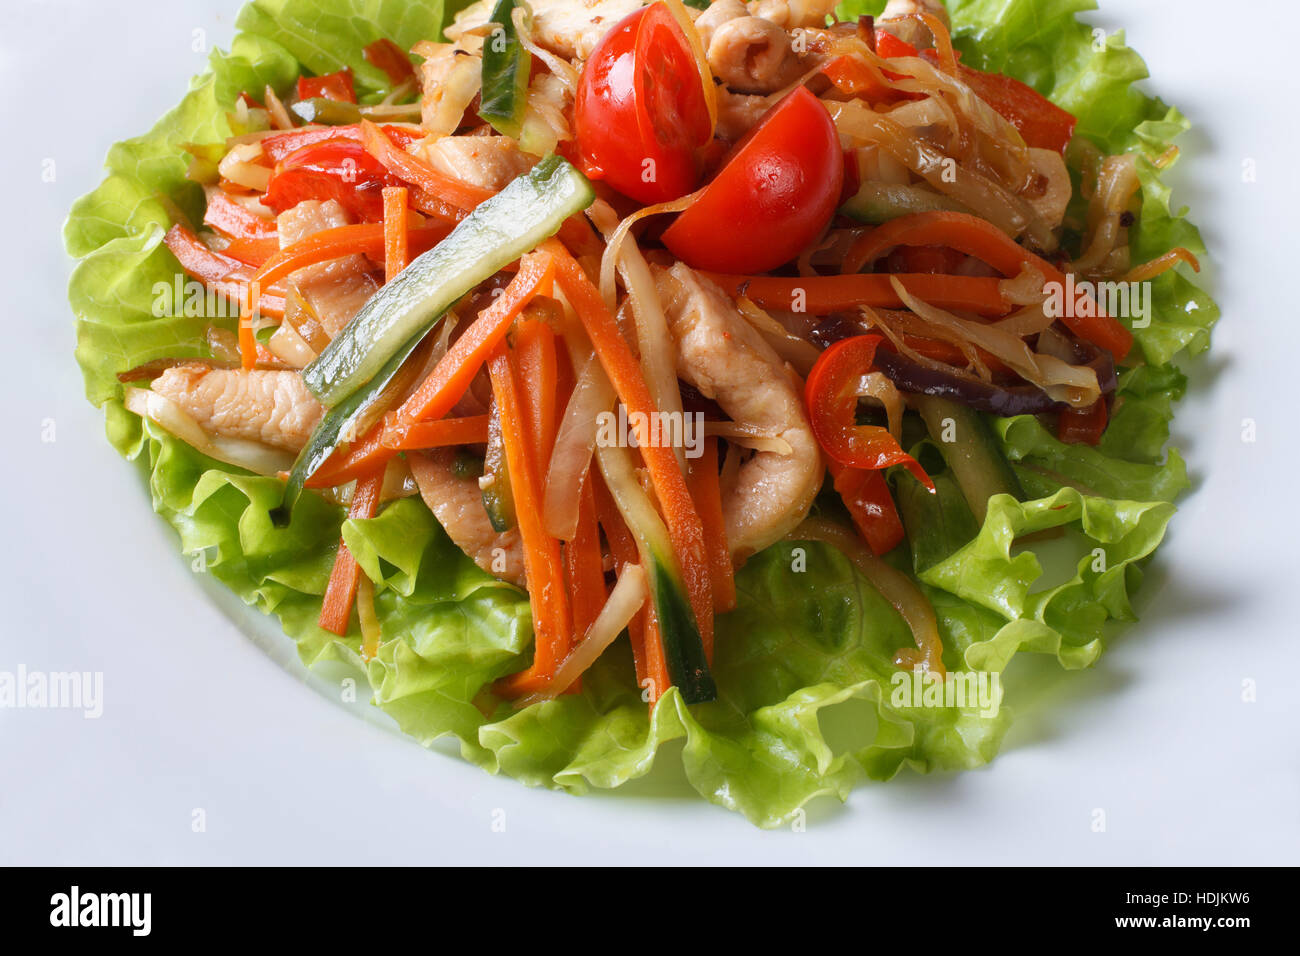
[1,0,1295,865]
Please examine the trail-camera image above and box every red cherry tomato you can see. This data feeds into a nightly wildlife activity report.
[573,3,711,204]
[661,86,843,274]
[262,140,395,221]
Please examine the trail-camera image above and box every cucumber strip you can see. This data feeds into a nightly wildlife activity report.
[478,0,532,139]
[272,331,425,526]
[840,182,972,225]
[911,394,1022,525]
[481,398,517,532]
[289,97,421,126]
[303,155,595,408]
[894,465,979,575]
[595,442,716,704]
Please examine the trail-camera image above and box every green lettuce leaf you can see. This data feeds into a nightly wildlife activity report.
[65,0,1214,827]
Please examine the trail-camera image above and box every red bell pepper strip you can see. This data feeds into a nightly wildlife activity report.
[203,192,278,239]
[261,123,423,163]
[364,39,417,86]
[297,68,357,104]
[1058,398,1108,446]
[162,224,287,317]
[360,121,495,214]
[829,460,905,556]
[956,67,1076,154]
[804,335,934,488]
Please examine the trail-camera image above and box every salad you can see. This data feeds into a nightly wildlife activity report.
[66,0,1216,826]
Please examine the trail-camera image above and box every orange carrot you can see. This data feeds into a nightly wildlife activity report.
[514,319,559,470]
[254,221,448,289]
[687,437,735,617]
[703,271,1010,318]
[318,466,386,636]
[841,211,1133,357]
[490,341,572,698]
[543,238,715,659]
[394,251,554,424]
[382,186,409,282]
[360,121,495,213]
[381,415,489,451]
[566,479,607,643]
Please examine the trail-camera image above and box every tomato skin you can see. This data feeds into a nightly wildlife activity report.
[262,140,395,221]
[661,87,843,274]
[573,4,709,204]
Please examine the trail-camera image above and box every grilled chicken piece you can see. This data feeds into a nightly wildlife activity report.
[409,449,525,586]
[417,136,535,192]
[656,263,822,560]
[447,0,648,60]
[276,200,379,338]
[150,366,324,453]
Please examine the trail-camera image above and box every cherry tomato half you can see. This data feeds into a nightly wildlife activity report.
[661,86,843,274]
[262,140,395,221]
[573,3,711,204]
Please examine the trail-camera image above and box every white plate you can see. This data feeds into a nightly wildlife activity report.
[2,0,1296,864]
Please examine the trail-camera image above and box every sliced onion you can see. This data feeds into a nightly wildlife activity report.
[1074,153,1140,274]
[859,371,906,439]
[790,517,946,676]
[703,421,793,456]
[264,85,295,131]
[664,0,717,138]
[543,352,617,540]
[357,576,382,662]
[218,143,271,192]
[736,296,821,376]
[890,277,1100,406]
[515,563,649,707]
[267,321,317,368]
[515,7,579,96]
[124,386,295,476]
[828,100,1052,249]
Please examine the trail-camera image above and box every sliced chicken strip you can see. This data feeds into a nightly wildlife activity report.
[708,16,804,94]
[747,0,841,30]
[656,263,823,561]
[448,0,647,61]
[409,448,525,586]
[417,135,535,192]
[150,366,324,453]
[276,199,379,338]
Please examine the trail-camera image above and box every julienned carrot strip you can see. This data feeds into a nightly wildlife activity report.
[254,221,449,289]
[318,466,386,636]
[566,480,607,640]
[360,121,495,213]
[311,415,490,490]
[842,211,1133,358]
[543,239,715,658]
[221,236,280,267]
[381,415,489,451]
[239,306,257,370]
[382,186,409,282]
[703,271,1010,318]
[687,437,735,617]
[593,472,668,702]
[514,319,559,469]
[490,343,572,698]
[394,251,555,423]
